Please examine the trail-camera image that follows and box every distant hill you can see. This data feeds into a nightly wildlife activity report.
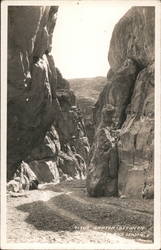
[69,76,107,103]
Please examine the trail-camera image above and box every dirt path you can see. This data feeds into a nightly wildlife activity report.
[7,180,153,244]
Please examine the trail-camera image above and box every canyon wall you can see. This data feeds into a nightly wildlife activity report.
[7,6,89,184]
[87,7,154,199]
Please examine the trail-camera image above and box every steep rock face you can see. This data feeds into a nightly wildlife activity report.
[8,6,58,179]
[94,59,139,128]
[87,7,154,198]
[108,7,154,70]
[7,6,89,184]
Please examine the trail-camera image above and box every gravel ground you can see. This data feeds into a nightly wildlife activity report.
[7,180,153,244]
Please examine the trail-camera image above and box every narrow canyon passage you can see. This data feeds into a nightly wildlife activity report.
[5,3,155,246]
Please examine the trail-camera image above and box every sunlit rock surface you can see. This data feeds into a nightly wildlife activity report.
[7,6,90,184]
[87,7,154,198]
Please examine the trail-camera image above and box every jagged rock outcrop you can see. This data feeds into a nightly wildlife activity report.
[7,6,90,185]
[87,7,154,198]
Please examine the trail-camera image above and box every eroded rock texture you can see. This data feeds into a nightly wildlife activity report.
[7,6,89,184]
[87,105,119,197]
[87,7,154,198]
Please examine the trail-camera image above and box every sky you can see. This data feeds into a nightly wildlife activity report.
[52,1,133,79]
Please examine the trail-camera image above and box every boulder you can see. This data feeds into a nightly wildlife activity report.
[27,160,60,184]
[7,180,20,193]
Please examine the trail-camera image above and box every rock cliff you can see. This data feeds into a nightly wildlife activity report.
[7,6,89,185]
[87,7,154,198]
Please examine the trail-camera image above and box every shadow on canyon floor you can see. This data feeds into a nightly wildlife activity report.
[15,180,153,241]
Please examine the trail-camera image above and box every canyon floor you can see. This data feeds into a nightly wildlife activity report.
[7,179,153,245]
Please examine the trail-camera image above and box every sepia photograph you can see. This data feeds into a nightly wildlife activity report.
[1,0,161,249]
